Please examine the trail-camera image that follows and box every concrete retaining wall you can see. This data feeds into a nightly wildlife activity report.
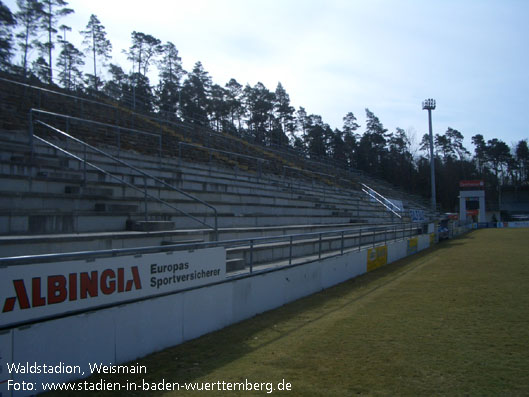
[1,231,442,396]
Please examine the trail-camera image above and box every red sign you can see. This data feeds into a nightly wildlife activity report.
[2,267,142,313]
[1,247,225,328]
[466,210,479,216]
[459,180,484,188]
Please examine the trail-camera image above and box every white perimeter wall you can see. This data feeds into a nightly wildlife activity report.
[2,232,442,397]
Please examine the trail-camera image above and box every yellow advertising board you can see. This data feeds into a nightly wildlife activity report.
[429,233,435,246]
[407,237,418,255]
[367,246,387,272]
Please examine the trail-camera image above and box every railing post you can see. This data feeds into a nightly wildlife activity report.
[341,231,344,255]
[358,228,362,252]
[178,142,182,166]
[214,214,218,242]
[83,145,87,186]
[63,117,70,153]
[158,135,162,163]
[289,235,293,265]
[144,176,148,221]
[319,233,322,259]
[249,240,254,273]
[117,127,121,158]
[373,228,376,248]
[384,227,387,245]
[28,111,34,157]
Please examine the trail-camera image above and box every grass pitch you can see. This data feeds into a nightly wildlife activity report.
[46,228,529,396]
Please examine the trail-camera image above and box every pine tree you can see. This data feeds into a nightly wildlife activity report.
[486,138,512,184]
[0,0,16,70]
[243,82,275,144]
[342,112,360,167]
[386,127,414,189]
[39,0,73,83]
[515,140,529,183]
[445,127,470,160]
[124,31,162,76]
[30,55,49,80]
[434,133,453,160]
[180,61,211,125]
[15,0,43,78]
[225,78,244,134]
[56,39,84,90]
[296,107,308,136]
[471,134,487,175]
[80,14,111,92]
[208,83,229,132]
[330,128,347,166]
[155,41,183,119]
[357,108,388,176]
[303,114,330,158]
[102,63,126,101]
[274,82,295,143]
[127,72,153,113]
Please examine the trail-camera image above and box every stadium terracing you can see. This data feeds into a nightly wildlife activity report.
[0,74,444,395]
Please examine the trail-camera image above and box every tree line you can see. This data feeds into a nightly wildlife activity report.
[0,0,528,212]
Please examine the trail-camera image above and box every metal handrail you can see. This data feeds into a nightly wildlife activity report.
[0,76,115,110]
[361,183,402,219]
[34,120,219,239]
[28,111,352,208]
[0,222,423,266]
[29,108,162,157]
[29,109,267,177]
[0,221,425,330]
[361,183,402,211]
[0,220,436,331]
[362,188,402,218]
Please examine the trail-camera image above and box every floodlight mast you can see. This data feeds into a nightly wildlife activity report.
[422,98,437,213]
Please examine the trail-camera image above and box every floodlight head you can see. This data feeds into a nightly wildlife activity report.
[422,98,436,110]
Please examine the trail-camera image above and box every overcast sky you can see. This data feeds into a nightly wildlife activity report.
[6,0,529,152]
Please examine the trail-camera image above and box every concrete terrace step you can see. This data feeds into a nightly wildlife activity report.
[0,188,366,219]
[2,127,427,216]
[0,155,380,212]
[0,136,368,206]
[0,206,358,235]
[0,130,417,239]
[126,220,175,232]
[0,222,363,258]
[2,136,358,202]
[0,159,357,210]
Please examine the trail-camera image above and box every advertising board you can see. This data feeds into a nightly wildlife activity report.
[0,248,225,329]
